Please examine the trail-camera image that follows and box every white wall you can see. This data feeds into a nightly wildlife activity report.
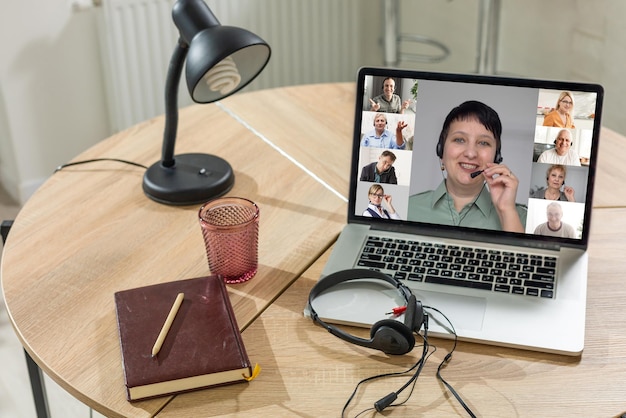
[0,1,110,204]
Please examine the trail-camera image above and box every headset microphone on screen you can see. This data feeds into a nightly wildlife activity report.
[307,269,425,355]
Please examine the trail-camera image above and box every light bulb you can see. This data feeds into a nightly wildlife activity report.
[204,56,242,95]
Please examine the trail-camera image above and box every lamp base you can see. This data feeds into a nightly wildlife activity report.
[143,153,234,206]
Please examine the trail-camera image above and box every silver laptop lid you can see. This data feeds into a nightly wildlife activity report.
[349,67,604,251]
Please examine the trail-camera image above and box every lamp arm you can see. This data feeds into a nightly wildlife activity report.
[161,39,189,167]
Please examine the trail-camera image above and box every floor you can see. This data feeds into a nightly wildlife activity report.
[0,186,105,418]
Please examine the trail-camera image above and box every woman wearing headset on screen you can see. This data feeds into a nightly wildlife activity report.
[407,100,526,232]
[530,164,576,202]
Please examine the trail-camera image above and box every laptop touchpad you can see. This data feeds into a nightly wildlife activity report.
[413,290,486,333]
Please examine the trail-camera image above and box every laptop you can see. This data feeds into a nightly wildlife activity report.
[310,67,603,356]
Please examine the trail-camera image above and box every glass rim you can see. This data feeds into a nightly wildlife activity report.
[198,197,259,229]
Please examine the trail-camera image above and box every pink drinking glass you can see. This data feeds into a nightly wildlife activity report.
[198,197,259,284]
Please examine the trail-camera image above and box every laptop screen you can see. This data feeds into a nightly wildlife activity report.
[349,67,604,250]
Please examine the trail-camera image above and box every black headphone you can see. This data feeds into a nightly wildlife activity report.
[436,136,503,164]
[308,269,424,355]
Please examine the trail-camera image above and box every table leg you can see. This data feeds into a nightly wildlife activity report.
[2,220,50,418]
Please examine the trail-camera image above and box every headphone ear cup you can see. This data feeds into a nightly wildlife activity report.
[403,295,424,333]
[404,296,416,329]
[370,319,415,355]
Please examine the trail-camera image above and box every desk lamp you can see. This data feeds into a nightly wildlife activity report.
[143,0,271,205]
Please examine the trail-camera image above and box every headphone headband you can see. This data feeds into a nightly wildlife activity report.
[308,269,422,355]
[308,269,412,312]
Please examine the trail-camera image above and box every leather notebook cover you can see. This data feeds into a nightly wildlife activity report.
[114,275,252,401]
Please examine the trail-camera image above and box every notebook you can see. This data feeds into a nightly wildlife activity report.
[311,67,603,356]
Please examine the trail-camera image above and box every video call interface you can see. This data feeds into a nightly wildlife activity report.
[353,72,601,242]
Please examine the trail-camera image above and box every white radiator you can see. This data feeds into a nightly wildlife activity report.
[98,0,363,132]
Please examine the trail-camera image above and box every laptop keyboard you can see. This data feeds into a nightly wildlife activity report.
[357,236,557,299]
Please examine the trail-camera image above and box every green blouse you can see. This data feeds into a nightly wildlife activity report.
[407,181,527,231]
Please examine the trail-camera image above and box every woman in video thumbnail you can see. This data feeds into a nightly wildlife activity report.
[530,164,576,202]
[407,100,526,232]
[362,184,401,219]
[542,91,575,128]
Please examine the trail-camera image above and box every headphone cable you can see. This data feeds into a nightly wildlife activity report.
[425,305,478,418]
[341,350,424,418]
[341,317,431,418]
[373,314,430,412]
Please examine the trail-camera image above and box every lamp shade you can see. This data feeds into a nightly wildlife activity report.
[186,28,271,103]
[172,0,271,103]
